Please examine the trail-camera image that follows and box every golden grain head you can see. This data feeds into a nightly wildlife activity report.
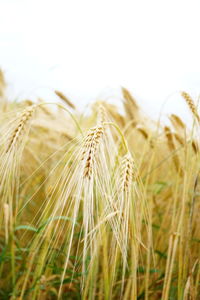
[0,69,6,97]
[0,71,200,299]
[191,140,199,154]
[136,125,149,139]
[173,133,185,146]
[6,106,35,153]
[181,91,200,123]
[55,90,76,110]
[164,126,183,176]
[122,87,138,110]
[97,103,107,124]
[82,126,104,179]
[121,153,135,192]
[164,126,177,153]
[169,114,186,130]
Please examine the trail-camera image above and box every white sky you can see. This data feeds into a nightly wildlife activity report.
[1,0,200,122]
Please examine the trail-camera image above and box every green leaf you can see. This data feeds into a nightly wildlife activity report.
[155,249,167,259]
[152,223,160,230]
[15,225,38,233]
[38,216,78,233]
[15,216,79,235]
[0,246,9,263]
[192,238,200,243]
[152,181,168,195]
[137,266,160,274]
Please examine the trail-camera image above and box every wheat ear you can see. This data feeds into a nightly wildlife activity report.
[121,153,135,192]
[164,126,183,176]
[181,92,200,123]
[55,90,76,110]
[6,106,35,153]
[81,126,104,179]
[122,87,139,110]
[97,103,107,124]
[191,140,199,154]
[169,114,186,130]
[136,125,149,140]
[0,69,6,97]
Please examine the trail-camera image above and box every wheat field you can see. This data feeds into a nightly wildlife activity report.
[0,70,199,299]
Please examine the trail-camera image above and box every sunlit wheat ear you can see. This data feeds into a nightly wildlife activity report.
[0,69,7,111]
[181,91,200,124]
[6,105,36,153]
[191,139,199,154]
[164,126,183,176]
[97,102,107,124]
[122,87,139,110]
[0,69,6,98]
[136,124,149,140]
[169,114,186,131]
[0,105,36,230]
[103,102,125,127]
[122,87,140,125]
[55,90,76,110]
[81,125,104,179]
[109,152,139,295]
[22,99,34,106]
[47,125,114,298]
[109,153,135,253]
[37,98,54,117]
[120,152,135,192]
[173,132,185,147]
[117,153,136,253]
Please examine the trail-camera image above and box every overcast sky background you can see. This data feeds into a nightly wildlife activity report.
[1,0,200,123]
